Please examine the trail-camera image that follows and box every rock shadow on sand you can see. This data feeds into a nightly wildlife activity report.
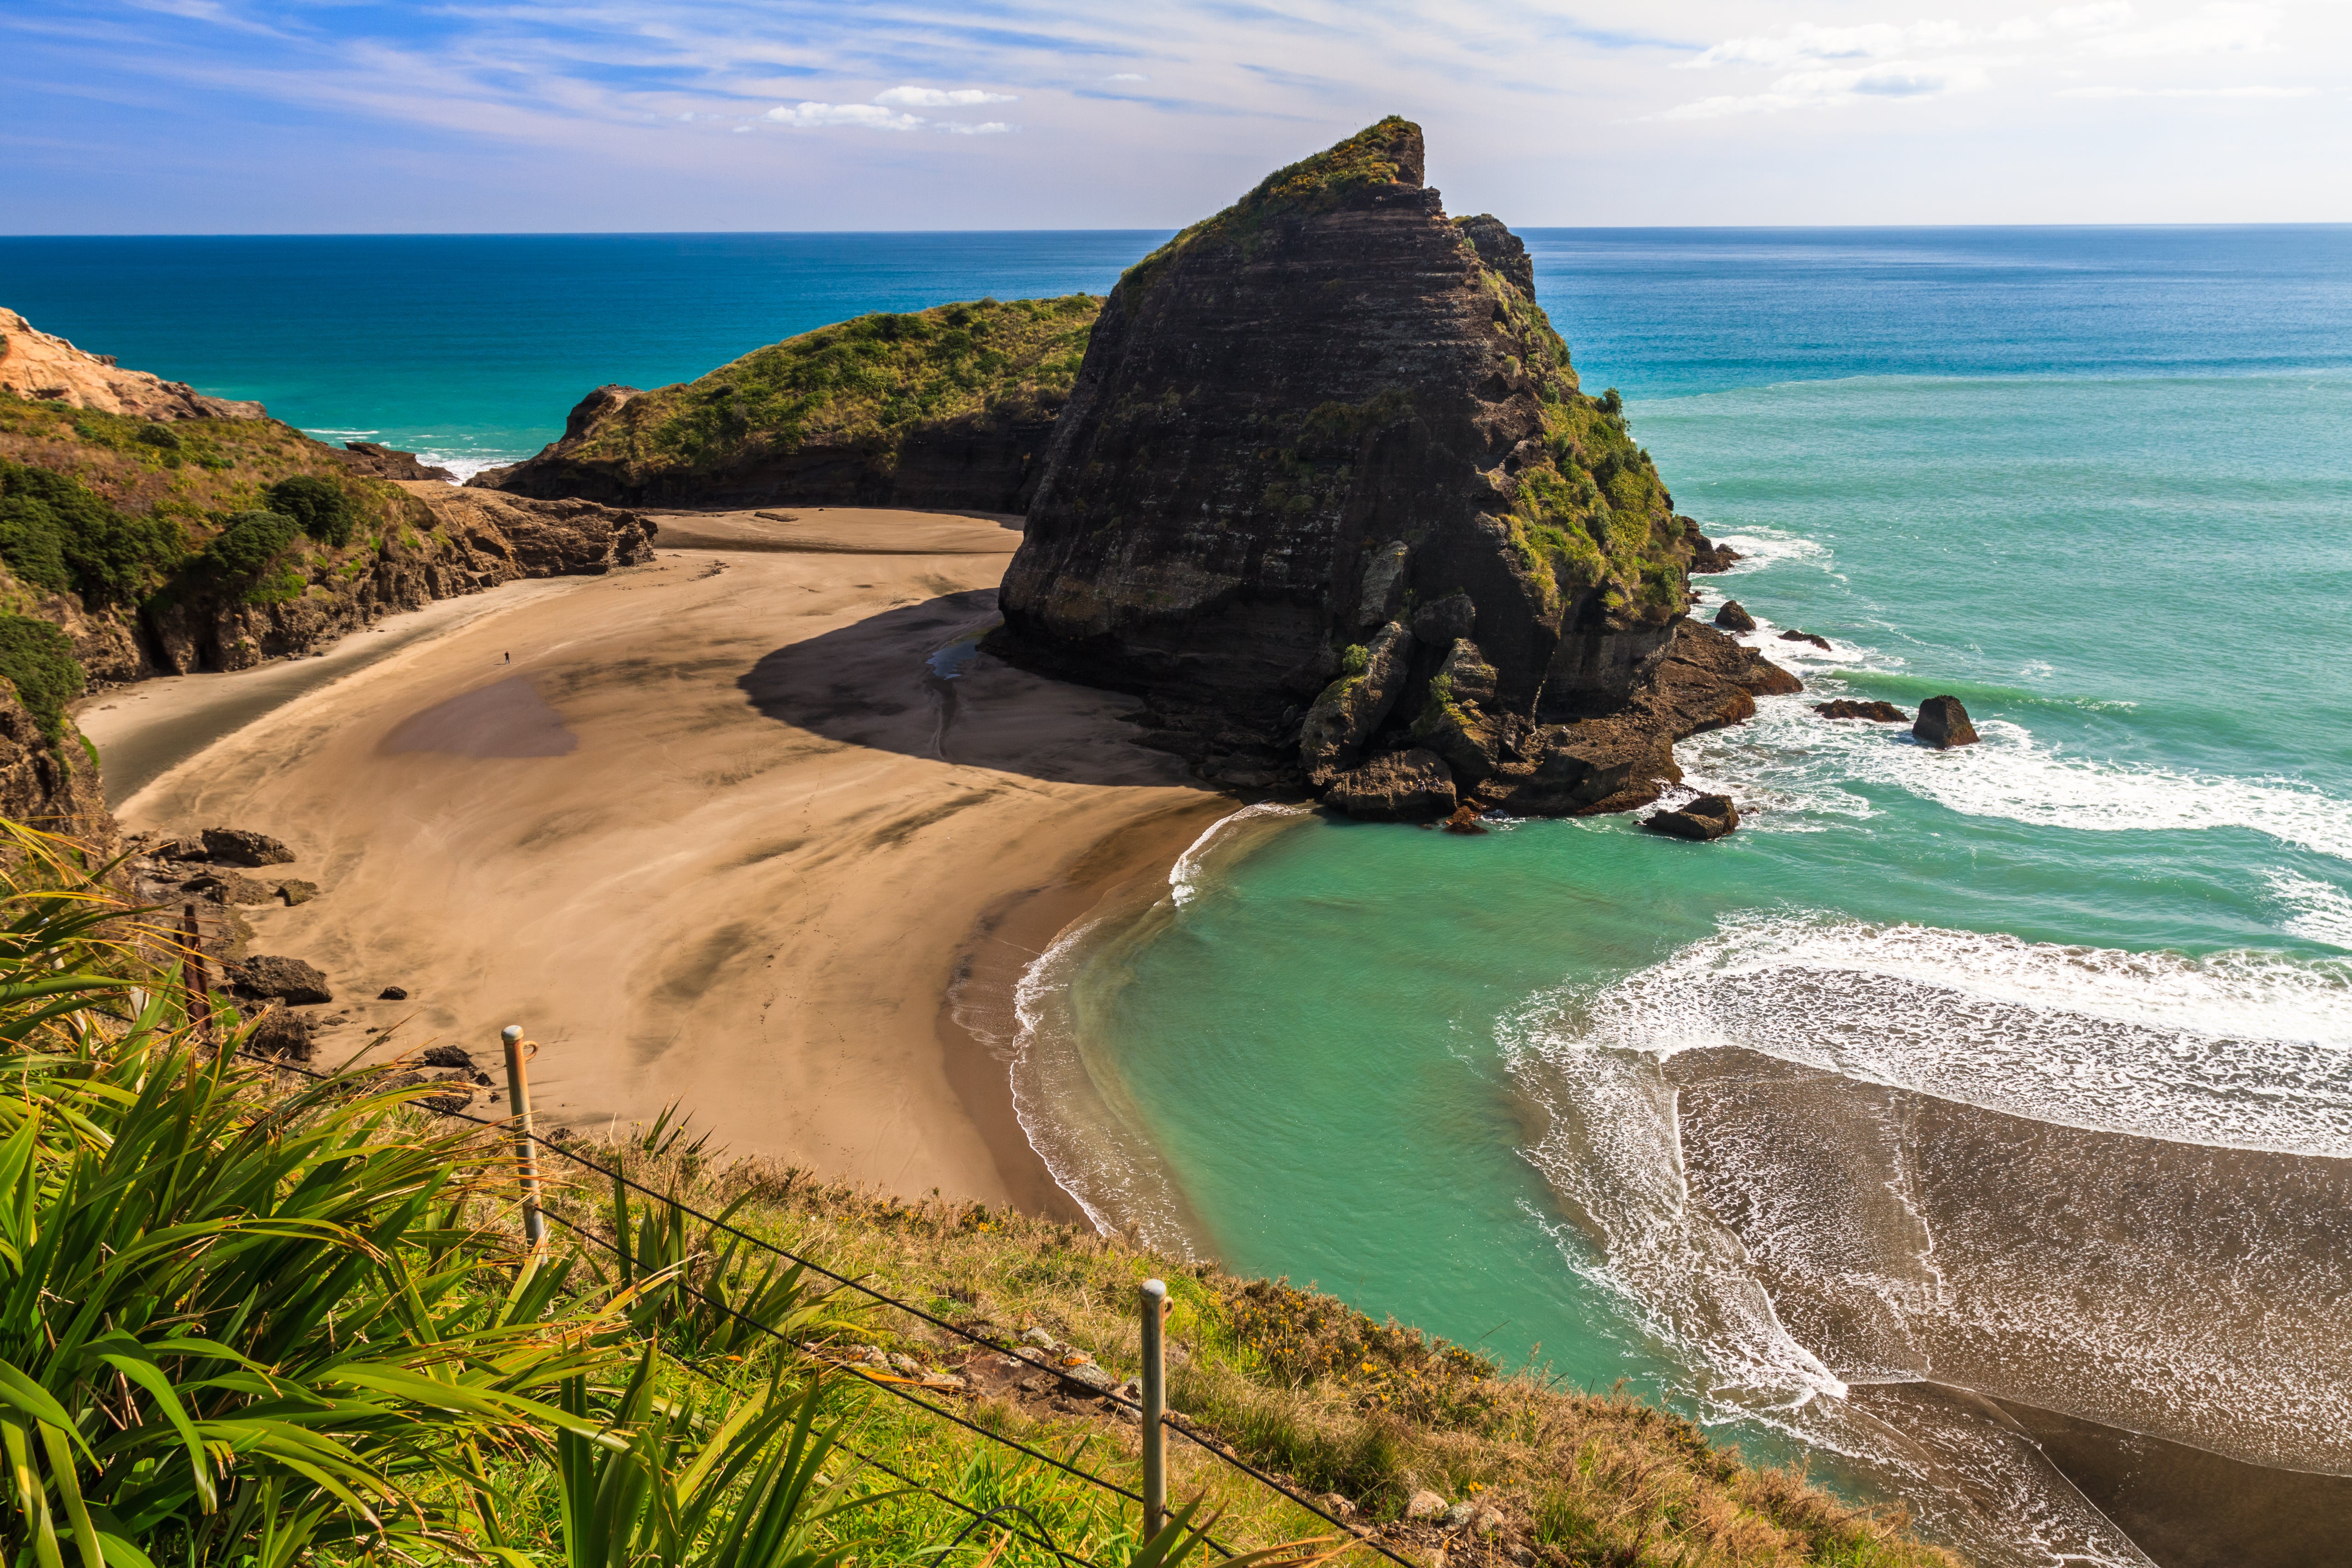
[737,591,1169,787]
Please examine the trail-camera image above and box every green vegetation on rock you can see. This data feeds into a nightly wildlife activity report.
[0,458,185,605]
[0,614,84,742]
[560,296,1100,478]
[266,472,358,546]
[1123,117,1422,295]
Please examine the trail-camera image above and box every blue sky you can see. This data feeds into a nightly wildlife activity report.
[4,0,2345,232]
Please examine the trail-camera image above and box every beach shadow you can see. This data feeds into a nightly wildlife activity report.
[735,591,1174,788]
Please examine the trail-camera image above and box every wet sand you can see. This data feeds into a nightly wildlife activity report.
[91,508,1224,1208]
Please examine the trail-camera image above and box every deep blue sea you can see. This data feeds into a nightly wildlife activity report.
[6,226,2348,1565]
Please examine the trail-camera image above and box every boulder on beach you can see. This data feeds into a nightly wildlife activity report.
[1324,748,1457,822]
[1914,695,1980,748]
[245,1003,315,1061]
[276,879,319,905]
[1713,600,1757,633]
[1814,699,1909,723]
[1642,794,1740,841]
[203,827,296,867]
[1441,804,1490,835]
[234,954,332,1005]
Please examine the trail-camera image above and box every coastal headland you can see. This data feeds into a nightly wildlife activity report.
[82,506,1226,1210]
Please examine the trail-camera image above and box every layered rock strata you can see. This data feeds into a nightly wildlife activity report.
[991,118,1793,818]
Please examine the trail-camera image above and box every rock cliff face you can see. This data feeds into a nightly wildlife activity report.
[993,118,1791,815]
[141,484,657,675]
[0,309,264,421]
[475,296,1098,513]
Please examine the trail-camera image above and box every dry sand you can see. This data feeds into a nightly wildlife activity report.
[83,508,1227,1212]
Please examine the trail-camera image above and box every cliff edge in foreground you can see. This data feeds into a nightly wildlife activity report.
[992,118,1794,816]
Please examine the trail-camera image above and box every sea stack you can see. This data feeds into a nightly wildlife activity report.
[1914,695,1981,748]
[994,118,1796,818]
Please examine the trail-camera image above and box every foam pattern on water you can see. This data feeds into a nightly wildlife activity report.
[1679,678,2352,863]
[1566,913,2352,1155]
[2271,870,2352,950]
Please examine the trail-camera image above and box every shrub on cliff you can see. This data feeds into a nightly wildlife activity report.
[0,458,186,605]
[0,614,83,741]
[200,506,301,578]
[265,472,357,546]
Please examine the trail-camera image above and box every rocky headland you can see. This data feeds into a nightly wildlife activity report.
[987,117,1798,819]
[0,332,658,837]
[472,295,1099,512]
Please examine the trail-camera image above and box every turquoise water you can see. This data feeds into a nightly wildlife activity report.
[1018,233,2352,1563]
[9,226,2349,1561]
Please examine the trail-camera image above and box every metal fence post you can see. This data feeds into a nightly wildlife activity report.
[1141,1277,1167,1537]
[501,1024,546,1250]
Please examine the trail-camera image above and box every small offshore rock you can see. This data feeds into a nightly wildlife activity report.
[1688,530,1743,573]
[202,827,296,867]
[420,1044,475,1070]
[1406,1490,1449,1522]
[1914,694,1981,748]
[378,985,409,1000]
[1813,699,1908,723]
[276,879,320,906]
[1712,599,1757,633]
[1440,804,1489,835]
[1324,748,1457,822]
[1642,794,1740,842]
[235,954,332,1004]
[1777,629,1833,652]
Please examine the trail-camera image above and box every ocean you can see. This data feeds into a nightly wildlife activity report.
[6,226,2347,1564]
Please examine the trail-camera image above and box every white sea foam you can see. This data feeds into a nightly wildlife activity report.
[1169,802,1306,907]
[1532,913,2352,1156]
[1677,684,2352,863]
[1704,525,1835,577]
[422,453,519,484]
[2271,870,2352,950]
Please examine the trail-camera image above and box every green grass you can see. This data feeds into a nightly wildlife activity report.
[557,296,1101,482]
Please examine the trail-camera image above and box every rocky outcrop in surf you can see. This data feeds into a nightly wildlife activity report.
[473,297,1099,513]
[989,117,1794,819]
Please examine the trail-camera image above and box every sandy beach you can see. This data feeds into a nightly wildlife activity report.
[78,507,1226,1212]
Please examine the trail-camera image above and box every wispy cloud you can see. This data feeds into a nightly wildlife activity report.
[1659,1,2301,119]
[2060,81,2310,96]
[765,101,925,129]
[874,85,1018,107]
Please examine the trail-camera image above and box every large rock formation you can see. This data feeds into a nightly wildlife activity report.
[0,308,264,421]
[991,118,1791,817]
[474,296,1099,513]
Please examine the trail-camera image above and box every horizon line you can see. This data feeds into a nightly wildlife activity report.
[5,221,2352,242]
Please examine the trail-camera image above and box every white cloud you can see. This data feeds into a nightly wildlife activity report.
[1107,72,1147,81]
[873,85,1017,107]
[764,101,926,129]
[942,120,1013,134]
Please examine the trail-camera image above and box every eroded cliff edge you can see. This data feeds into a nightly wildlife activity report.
[990,118,1795,819]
